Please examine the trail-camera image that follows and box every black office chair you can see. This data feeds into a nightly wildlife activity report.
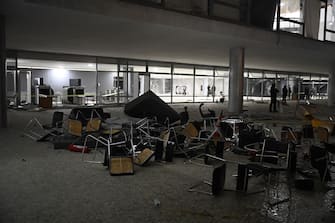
[199,103,216,118]
[310,145,332,183]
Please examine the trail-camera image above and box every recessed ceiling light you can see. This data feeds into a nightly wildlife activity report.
[88,64,94,67]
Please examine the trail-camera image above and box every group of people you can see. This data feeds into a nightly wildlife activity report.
[270,83,311,112]
[269,84,291,112]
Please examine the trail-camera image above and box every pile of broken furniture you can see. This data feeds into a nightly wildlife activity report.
[23,91,335,211]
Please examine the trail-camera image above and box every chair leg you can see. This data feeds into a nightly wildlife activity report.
[188,180,213,196]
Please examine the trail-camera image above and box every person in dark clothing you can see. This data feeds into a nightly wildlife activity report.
[179,106,189,125]
[199,103,216,118]
[288,86,291,100]
[282,85,288,103]
[305,87,310,100]
[269,83,279,112]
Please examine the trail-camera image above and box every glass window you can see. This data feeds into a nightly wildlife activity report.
[128,61,146,72]
[174,66,194,74]
[17,58,97,106]
[98,64,118,104]
[148,64,171,73]
[195,75,214,102]
[172,74,194,103]
[247,72,263,100]
[97,63,117,72]
[277,74,288,79]
[150,74,171,103]
[139,73,150,96]
[214,75,228,102]
[264,73,276,78]
[319,76,328,99]
[118,71,127,103]
[310,75,320,99]
[196,68,213,76]
[263,73,277,98]
[319,2,326,41]
[215,69,229,76]
[325,31,335,41]
[300,74,311,80]
[213,69,228,102]
[276,74,289,99]
[276,0,304,34]
[248,72,263,78]
[6,58,18,106]
[326,1,335,32]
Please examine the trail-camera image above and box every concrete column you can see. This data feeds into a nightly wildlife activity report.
[132,72,139,99]
[143,74,150,93]
[328,74,335,106]
[0,15,7,128]
[228,47,244,114]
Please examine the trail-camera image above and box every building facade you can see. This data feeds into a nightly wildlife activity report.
[1,0,335,117]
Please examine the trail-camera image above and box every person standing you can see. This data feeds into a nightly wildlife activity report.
[288,86,292,100]
[269,83,279,112]
[305,87,310,100]
[282,85,288,104]
[207,85,211,97]
[179,106,189,125]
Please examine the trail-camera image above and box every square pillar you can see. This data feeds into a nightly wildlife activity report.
[228,47,245,114]
[328,74,335,106]
[0,15,7,128]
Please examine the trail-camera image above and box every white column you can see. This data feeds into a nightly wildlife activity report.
[143,74,150,93]
[0,15,7,128]
[228,47,244,114]
[132,72,139,99]
[328,74,335,106]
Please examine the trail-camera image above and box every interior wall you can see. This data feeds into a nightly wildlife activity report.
[97,71,116,94]
[30,69,97,96]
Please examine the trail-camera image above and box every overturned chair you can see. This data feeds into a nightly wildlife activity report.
[24,111,64,141]
[245,137,294,170]
[188,154,226,196]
